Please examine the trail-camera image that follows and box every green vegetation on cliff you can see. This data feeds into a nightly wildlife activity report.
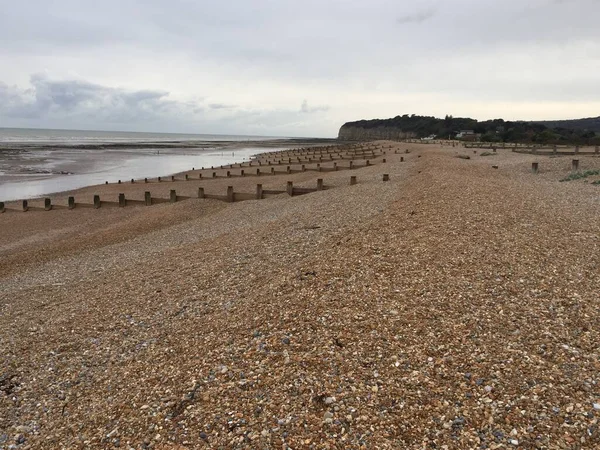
[339,114,600,144]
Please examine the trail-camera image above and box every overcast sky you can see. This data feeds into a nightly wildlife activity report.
[1,0,599,137]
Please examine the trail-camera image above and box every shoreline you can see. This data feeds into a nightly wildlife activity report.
[0,138,338,202]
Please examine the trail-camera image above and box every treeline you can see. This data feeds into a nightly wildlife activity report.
[340,114,600,145]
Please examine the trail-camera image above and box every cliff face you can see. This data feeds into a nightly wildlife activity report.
[338,124,417,141]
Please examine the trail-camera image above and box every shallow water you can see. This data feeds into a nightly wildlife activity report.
[0,146,280,201]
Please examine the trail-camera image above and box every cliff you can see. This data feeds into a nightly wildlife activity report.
[338,114,600,144]
[338,123,417,141]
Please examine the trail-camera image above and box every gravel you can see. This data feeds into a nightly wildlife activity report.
[1,142,599,448]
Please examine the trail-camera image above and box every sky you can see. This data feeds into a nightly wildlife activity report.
[0,0,599,138]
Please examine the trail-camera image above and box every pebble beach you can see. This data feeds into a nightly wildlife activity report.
[1,141,599,449]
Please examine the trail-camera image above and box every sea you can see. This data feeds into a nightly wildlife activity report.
[0,128,309,201]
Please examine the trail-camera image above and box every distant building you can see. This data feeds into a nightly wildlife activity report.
[421,134,437,141]
[455,130,475,139]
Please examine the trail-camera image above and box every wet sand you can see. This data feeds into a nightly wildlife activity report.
[0,138,334,201]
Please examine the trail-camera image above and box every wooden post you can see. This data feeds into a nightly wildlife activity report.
[240,169,245,177]
[0,202,4,213]
[575,146,580,154]
[93,195,101,209]
[302,164,306,172]
[400,157,404,162]
[271,167,275,175]
[118,194,126,207]
[171,176,175,182]
[287,181,293,196]
[212,172,216,178]
[118,180,121,184]
[350,176,357,185]
[572,159,579,171]
[197,187,205,199]
[145,178,148,183]
[383,174,390,181]
[349,161,354,169]
[256,184,263,199]
[145,191,152,206]
[198,173,202,179]
[333,162,338,171]
[531,162,539,174]
[185,174,189,181]
[131,178,135,184]
[553,145,557,154]
[170,190,177,203]
[317,179,324,191]
[256,168,260,176]
[317,163,321,172]
[44,198,52,211]
[22,200,28,212]
[287,166,291,174]
[366,160,370,166]
[383,158,387,163]
[68,196,75,210]
[158,177,162,182]
[227,186,234,202]
[227,171,231,178]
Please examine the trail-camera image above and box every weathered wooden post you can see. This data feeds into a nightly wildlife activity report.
[170,190,177,203]
[227,186,234,202]
[333,162,338,171]
[68,196,75,210]
[383,158,387,163]
[256,184,263,199]
[383,174,390,181]
[198,173,202,179]
[145,191,152,206]
[145,178,148,183]
[572,159,579,171]
[212,172,216,178]
[256,168,260,176]
[93,195,101,209]
[400,157,404,162]
[350,176,357,185]
[185,174,189,181]
[171,175,175,182]
[301,164,306,172]
[158,176,162,182]
[131,179,135,184]
[227,171,231,178]
[349,161,354,169]
[286,181,293,196]
[286,166,291,174]
[531,162,539,174]
[197,187,205,199]
[44,198,52,211]
[317,163,321,172]
[271,167,275,175]
[0,202,4,213]
[317,179,324,191]
[22,200,28,212]
[240,169,245,177]
[118,193,126,207]
[118,180,122,184]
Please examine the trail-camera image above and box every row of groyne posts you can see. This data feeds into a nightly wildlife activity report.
[530,158,586,174]
[465,143,600,155]
[1,143,395,213]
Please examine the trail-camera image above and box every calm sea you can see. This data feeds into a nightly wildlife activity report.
[0,128,301,201]
[0,127,284,144]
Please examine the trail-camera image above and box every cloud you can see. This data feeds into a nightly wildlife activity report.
[0,74,336,136]
[209,103,236,110]
[396,9,436,25]
[300,99,329,114]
